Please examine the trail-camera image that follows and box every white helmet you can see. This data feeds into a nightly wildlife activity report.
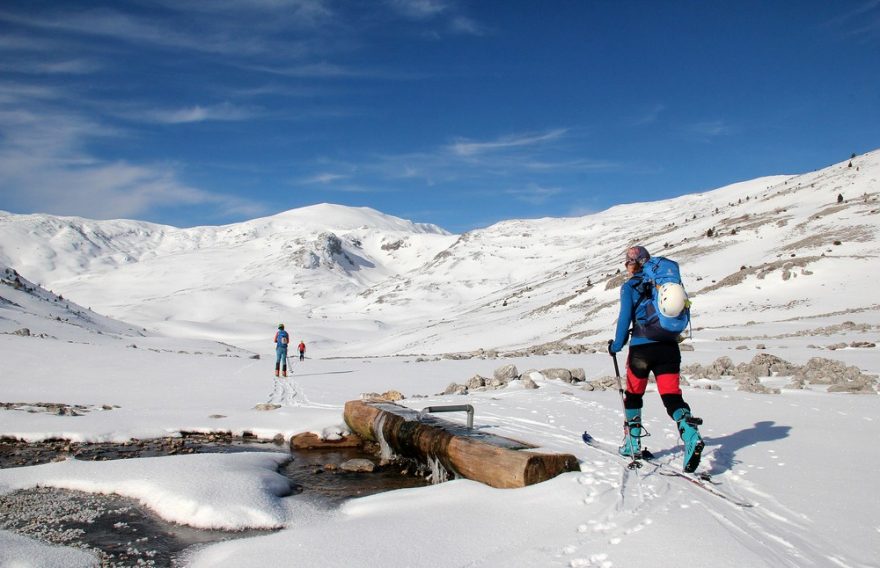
[658,283,687,317]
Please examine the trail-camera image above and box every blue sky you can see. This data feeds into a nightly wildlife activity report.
[1,1,878,232]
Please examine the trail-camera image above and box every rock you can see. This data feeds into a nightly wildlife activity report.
[290,432,363,450]
[541,368,572,382]
[466,375,487,389]
[827,343,847,351]
[254,403,282,411]
[362,390,405,402]
[794,357,877,392]
[736,376,780,395]
[679,343,695,352]
[340,458,376,473]
[493,364,519,382]
[520,376,539,390]
[380,390,405,401]
[441,383,468,395]
[12,328,30,336]
[850,341,876,348]
[272,433,286,445]
[570,368,586,382]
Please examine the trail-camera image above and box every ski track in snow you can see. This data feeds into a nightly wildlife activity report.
[474,386,868,568]
[266,375,308,407]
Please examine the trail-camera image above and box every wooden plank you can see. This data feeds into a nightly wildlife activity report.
[343,400,579,488]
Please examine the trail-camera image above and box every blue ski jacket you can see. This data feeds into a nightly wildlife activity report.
[610,273,658,353]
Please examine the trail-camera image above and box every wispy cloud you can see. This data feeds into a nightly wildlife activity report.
[0,7,302,58]
[0,58,103,75]
[504,184,563,205]
[825,0,880,39]
[0,89,262,222]
[681,119,736,141]
[298,172,350,185]
[628,103,666,126]
[449,129,569,157]
[386,0,450,20]
[295,127,615,199]
[385,0,486,36]
[140,103,261,124]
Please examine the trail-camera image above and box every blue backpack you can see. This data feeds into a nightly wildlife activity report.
[633,256,691,341]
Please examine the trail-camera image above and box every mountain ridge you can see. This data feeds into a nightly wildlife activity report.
[1,150,877,355]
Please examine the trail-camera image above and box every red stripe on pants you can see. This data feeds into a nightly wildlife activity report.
[626,367,648,394]
[655,373,682,395]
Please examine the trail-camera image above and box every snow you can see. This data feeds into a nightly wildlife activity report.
[1,151,879,566]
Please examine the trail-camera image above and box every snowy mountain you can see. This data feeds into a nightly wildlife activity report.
[1,151,878,356]
[1,152,879,568]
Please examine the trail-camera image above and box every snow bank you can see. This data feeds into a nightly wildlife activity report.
[0,453,295,530]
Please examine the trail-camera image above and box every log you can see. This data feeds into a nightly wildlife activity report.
[343,400,579,488]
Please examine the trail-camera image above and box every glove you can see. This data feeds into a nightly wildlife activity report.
[607,340,618,355]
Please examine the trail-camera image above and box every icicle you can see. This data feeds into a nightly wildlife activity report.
[374,413,396,462]
[427,455,449,485]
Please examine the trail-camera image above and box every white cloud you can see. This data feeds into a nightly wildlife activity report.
[449,129,569,157]
[0,58,103,75]
[299,172,350,184]
[683,120,735,140]
[145,103,260,124]
[0,94,262,222]
[504,184,563,205]
[449,16,486,36]
[387,0,449,20]
[629,103,666,126]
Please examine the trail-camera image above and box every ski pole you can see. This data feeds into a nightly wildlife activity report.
[607,340,625,408]
[608,340,641,470]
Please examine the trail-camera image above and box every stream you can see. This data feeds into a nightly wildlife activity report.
[0,434,429,566]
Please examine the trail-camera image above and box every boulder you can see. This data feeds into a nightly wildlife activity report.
[493,364,519,383]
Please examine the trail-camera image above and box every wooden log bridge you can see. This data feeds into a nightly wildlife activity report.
[343,400,580,489]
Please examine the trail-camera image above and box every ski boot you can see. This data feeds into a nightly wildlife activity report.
[618,408,643,459]
[282,369,288,377]
[673,408,704,473]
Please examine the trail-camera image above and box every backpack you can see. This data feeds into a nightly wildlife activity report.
[632,256,691,341]
[276,330,290,347]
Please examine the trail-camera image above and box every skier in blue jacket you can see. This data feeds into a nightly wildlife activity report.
[274,324,290,377]
[609,246,704,472]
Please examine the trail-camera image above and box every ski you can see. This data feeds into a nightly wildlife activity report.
[582,431,754,508]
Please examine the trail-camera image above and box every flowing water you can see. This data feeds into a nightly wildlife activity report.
[0,434,429,566]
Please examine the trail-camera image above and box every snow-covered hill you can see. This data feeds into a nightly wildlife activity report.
[0,152,878,568]
[1,151,878,356]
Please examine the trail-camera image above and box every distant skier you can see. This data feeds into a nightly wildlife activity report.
[298,340,306,362]
[608,246,704,472]
[274,324,290,377]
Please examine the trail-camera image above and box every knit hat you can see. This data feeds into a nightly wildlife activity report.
[625,246,650,266]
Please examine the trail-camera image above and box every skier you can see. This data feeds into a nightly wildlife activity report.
[274,324,290,377]
[608,246,704,472]
[298,340,306,362]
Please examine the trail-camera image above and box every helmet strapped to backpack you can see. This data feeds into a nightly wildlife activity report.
[632,256,691,341]
[657,282,688,317]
